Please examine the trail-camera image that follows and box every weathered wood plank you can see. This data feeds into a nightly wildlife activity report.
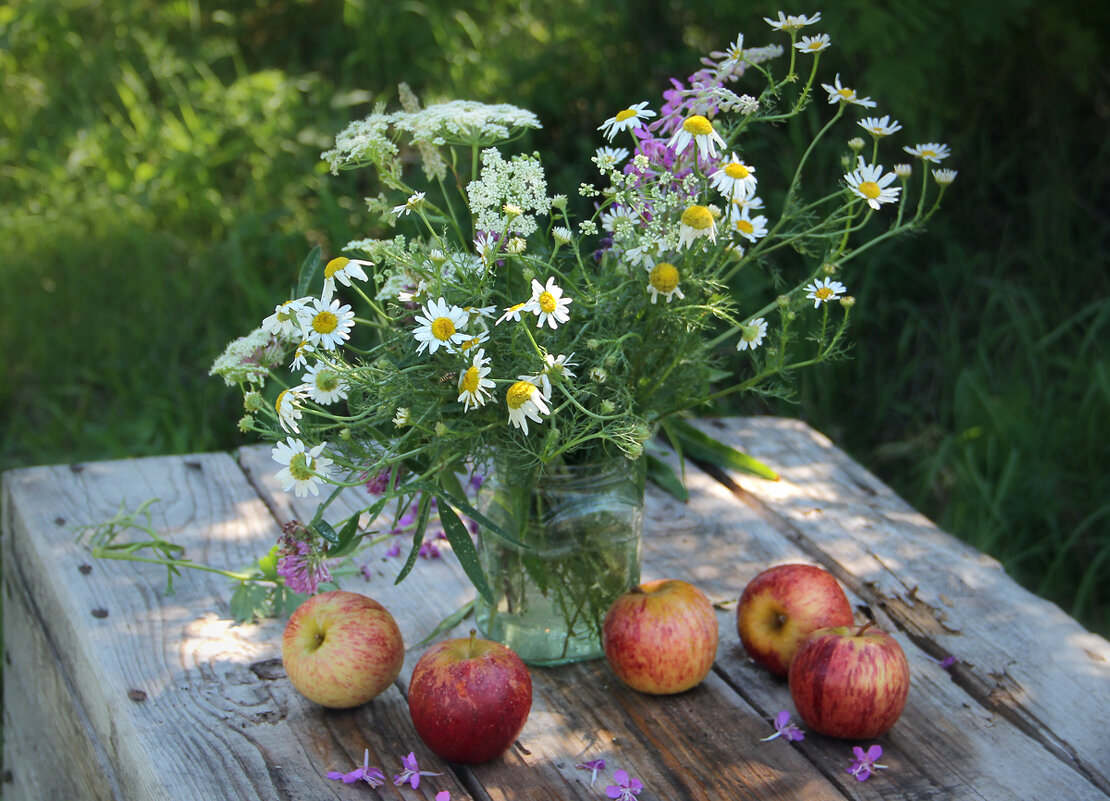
[645,439,1110,801]
[1,453,474,801]
[238,443,855,801]
[690,416,1110,795]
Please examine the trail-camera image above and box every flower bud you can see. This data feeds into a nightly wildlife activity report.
[238,415,255,433]
[243,391,265,412]
[848,137,866,152]
[839,295,856,309]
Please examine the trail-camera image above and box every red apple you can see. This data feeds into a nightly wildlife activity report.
[408,631,532,764]
[602,578,719,695]
[281,590,404,708]
[789,622,910,739]
[737,563,855,676]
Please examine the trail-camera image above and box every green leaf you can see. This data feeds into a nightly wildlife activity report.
[645,452,689,501]
[229,582,269,625]
[437,501,493,605]
[405,480,525,548]
[313,519,340,547]
[413,600,476,649]
[669,418,780,481]
[394,493,431,586]
[295,245,323,298]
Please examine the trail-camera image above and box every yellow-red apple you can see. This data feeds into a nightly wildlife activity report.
[408,631,532,764]
[281,590,404,708]
[602,578,719,695]
[788,622,910,739]
[737,563,854,676]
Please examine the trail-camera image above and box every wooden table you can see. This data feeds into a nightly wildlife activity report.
[4,417,1109,800]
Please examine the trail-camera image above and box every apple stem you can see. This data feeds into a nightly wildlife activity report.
[468,628,478,658]
[856,620,875,637]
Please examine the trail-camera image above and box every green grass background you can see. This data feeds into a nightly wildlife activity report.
[2,0,1108,634]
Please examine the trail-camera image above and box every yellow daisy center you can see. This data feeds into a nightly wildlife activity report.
[461,366,481,393]
[430,317,456,341]
[807,41,822,50]
[538,291,557,313]
[288,453,314,481]
[681,205,714,231]
[649,263,680,293]
[815,287,834,300]
[682,115,714,136]
[837,88,854,99]
[725,162,750,179]
[858,181,881,200]
[324,257,349,278]
[921,150,936,159]
[275,390,289,415]
[737,218,756,234]
[615,108,638,122]
[460,337,481,351]
[313,310,338,334]
[506,381,536,410]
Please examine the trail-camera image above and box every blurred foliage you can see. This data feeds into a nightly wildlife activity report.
[1,0,1107,631]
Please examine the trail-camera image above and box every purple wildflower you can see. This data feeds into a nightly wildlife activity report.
[275,536,332,595]
[576,759,606,787]
[326,749,385,787]
[365,468,394,495]
[359,563,374,581]
[847,744,888,782]
[436,793,451,801]
[419,538,441,559]
[385,542,401,558]
[393,752,442,789]
[605,769,643,800]
[933,654,958,669]
[760,710,805,742]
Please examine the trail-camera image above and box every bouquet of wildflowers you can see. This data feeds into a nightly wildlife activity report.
[211,10,953,621]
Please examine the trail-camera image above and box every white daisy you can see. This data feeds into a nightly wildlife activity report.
[495,302,529,325]
[932,168,958,186]
[730,206,769,242]
[272,437,334,498]
[600,204,640,233]
[321,257,371,302]
[290,341,314,371]
[505,380,549,435]
[301,298,356,351]
[709,153,758,200]
[526,277,573,329]
[647,262,685,304]
[715,33,746,71]
[794,33,831,53]
[903,142,951,163]
[598,101,657,142]
[457,329,491,355]
[858,115,902,138]
[678,204,717,249]
[764,11,822,32]
[391,191,425,217]
[552,226,574,246]
[412,297,470,355]
[262,298,310,338]
[474,232,501,265]
[821,74,877,108]
[736,317,768,351]
[595,146,630,169]
[893,163,913,178]
[275,387,306,433]
[301,363,349,405]
[667,114,727,160]
[804,277,847,308]
[457,349,495,411]
[624,239,663,268]
[844,156,901,210]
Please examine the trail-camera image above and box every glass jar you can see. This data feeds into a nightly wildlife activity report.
[475,455,645,666]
